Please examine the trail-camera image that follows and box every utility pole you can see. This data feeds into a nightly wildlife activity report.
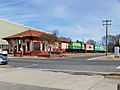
[102,19,111,56]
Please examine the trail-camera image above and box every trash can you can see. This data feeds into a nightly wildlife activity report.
[114,47,119,58]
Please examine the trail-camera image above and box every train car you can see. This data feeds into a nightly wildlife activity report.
[84,44,94,52]
[67,41,106,53]
[94,44,106,52]
[67,41,85,52]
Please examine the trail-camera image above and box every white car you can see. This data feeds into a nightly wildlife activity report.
[0,49,8,56]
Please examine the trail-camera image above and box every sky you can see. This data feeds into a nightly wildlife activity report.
[0,0,120,42]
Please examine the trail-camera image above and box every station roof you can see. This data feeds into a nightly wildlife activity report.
[3,29,45,39]
[3,29,71,43]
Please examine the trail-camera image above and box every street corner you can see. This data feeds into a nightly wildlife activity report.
[0,65,16,68]
[104,72,120,79]
[105,55,120,60]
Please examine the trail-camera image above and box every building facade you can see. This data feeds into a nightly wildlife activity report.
[3,30,70,55]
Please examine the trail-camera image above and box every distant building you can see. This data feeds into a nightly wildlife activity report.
[3,29,70,55]
[0,19,29,51]
[0,19,30,44]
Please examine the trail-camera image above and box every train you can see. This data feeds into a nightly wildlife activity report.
[67,41,106,53]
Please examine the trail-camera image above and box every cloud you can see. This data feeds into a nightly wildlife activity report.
[42,23,104,42]
[0,0,119,42]
[77,24,84,33]
[52,6,68,18]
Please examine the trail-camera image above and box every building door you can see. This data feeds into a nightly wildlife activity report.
[42,43,45,51]
[23,46,26,54]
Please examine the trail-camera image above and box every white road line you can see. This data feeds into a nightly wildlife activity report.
[16,67,23,69]
[23,64,38,68]
[116,66,120,69]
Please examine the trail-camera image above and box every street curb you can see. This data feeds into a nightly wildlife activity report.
[18,68,120,79]
[29,68,110,76]
[0,65,16,68]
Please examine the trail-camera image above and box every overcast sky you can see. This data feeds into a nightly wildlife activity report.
[0,0,120,42]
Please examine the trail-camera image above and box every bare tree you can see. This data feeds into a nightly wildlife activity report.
[116,34,120,40]
[86,39,96,45]
[101,34,119,52]
[38,30,58,53]
[115,34,120,47]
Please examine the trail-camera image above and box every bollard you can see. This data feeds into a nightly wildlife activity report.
[117,84,120,90]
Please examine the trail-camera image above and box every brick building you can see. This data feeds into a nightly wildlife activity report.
[2,29,70,55]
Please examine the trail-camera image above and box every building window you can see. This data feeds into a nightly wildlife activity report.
[27,42,30,51]
[33,42,40,50]
[89,46,92,48]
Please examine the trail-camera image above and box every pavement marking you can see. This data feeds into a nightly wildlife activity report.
[116,66,120,69]
[22,64,38,68]
[16,67,24,69]
[87,57,102,60]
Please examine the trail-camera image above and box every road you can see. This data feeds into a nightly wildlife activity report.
[1,55,120,90]
[8,55,120,73]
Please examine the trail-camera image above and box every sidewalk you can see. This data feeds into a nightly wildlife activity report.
[0,68,119,90]
[8,54,47,59]
[8,53,120,61]
[87,55,120,60]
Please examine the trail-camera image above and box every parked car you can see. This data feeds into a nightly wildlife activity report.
[0,55,9,65]
[0,49,8,56]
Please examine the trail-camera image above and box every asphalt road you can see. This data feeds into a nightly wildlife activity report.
[1,55,120,90]
[8,55,120,73]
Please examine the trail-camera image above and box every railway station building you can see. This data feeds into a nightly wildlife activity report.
[2,29,70,55]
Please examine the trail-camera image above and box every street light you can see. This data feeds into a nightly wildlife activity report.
[102,19,111,56]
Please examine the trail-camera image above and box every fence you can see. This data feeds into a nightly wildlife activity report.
[0,44,9,51]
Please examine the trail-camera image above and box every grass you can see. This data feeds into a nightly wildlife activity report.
[105,55,120,60]
[0,65,16,68]
[105,72,120,79]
